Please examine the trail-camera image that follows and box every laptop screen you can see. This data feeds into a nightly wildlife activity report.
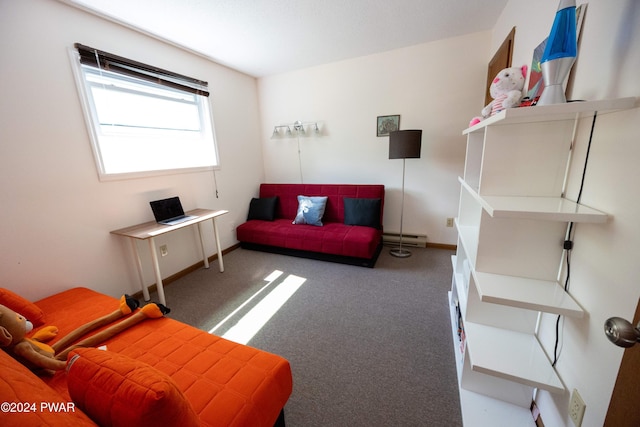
[149,197,185,222]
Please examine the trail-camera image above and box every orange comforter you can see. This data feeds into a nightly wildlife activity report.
[36,287,292,427]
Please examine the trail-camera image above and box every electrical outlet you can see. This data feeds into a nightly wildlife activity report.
[160,244,168,257]
[446,217,454,227]
[569,388,586,427]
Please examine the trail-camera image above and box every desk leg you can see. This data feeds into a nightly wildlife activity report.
[130,238,150,302]
[148,237,166,306]
[197,222,210,269]
[212,217,224,272]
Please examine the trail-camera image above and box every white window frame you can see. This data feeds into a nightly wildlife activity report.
[69,48,219,181]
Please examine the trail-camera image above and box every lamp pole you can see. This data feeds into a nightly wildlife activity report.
[391,158,411,258]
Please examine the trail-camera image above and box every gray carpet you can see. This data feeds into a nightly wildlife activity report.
[150,246,463,427]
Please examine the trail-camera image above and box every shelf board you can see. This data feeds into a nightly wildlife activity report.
[459,177,609,223]
[465,322,565,394]
[474,272,584,318]
[448,298,536,427]
[458,389,536,427]
[480,195,608,222]
[464,97,636,134]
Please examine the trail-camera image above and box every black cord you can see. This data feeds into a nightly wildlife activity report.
[212,169,219,199]
[553,233,572,367]
[577,112,598,204]
[551,112,597,367]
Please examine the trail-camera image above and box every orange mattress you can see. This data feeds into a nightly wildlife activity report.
[35,287,293,427]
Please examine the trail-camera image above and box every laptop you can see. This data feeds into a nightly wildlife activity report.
[150,196,198,225]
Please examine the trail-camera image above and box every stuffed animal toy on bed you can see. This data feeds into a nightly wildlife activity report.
[469,65,528,127]
[0,294,169,373]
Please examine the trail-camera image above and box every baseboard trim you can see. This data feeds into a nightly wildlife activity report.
[131,243,241,301]
[426,242,457,251]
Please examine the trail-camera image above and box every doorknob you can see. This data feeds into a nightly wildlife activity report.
[604,317,640,348]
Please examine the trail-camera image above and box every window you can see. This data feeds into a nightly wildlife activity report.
[70,44,219,180]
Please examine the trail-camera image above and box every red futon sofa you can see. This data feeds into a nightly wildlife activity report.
[236,183,385,267]
[0,287,292,427]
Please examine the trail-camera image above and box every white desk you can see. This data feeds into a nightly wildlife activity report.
[111,209,228,306]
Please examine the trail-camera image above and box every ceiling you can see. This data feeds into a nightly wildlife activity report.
[64,0,507,77]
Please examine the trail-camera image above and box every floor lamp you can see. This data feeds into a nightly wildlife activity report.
[388,130,422,258]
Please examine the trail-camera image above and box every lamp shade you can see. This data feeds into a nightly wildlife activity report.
[389,130,422,159]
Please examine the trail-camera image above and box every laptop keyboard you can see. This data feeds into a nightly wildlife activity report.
[161,215,198,225]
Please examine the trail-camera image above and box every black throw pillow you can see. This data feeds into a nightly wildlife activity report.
[247,196,278,221]
[343,198,381,228]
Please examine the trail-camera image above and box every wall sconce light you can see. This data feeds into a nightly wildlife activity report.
[272,120,321,138]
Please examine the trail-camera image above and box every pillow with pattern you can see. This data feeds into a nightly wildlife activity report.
[292,196,328,226]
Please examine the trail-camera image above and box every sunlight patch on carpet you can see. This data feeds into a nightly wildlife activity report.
[209,270,305,344]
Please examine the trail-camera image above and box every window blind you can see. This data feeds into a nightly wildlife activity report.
[74,43,209,97]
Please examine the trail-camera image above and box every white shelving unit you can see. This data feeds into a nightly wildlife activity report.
[449,97,636,426]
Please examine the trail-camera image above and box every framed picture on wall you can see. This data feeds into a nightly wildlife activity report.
[377,115,400,137]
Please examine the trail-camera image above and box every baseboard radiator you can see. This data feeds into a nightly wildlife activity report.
[382,232,428,248]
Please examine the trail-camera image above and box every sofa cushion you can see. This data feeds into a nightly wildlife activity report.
[0,350,95,426]
[67,348,199,427]
[238,219,381,259]
[0,288,45,327]
[247,197,278,221]
[343,198,382,229]
[293,196,328,226]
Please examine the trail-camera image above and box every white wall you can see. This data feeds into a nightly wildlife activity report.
[258,32,492,245]
[494,1,640,426]
[0,0,265,301]
[2,1,638,424]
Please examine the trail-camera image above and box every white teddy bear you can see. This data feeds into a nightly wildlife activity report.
[470,65,528,127]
